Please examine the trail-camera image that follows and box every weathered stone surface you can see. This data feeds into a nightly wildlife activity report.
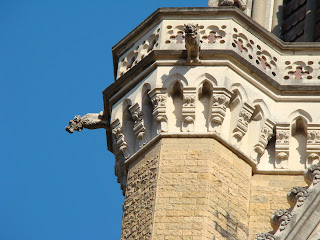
[117,138,258,239]
[184,24,200,63]
[65,111,107,133]
[208,0,247,10]
[120,142,160,239]
[249,174,305,239]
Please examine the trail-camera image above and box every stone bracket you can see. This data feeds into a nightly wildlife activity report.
[129,103,147,147]
[251,118,275,161]
[306,124,320,167]
[209,87,232,134]
[111,119,130,159]
[275,124,290,169]
[149,88,168,134]
[182,88,196,132]
[231,102,255,146]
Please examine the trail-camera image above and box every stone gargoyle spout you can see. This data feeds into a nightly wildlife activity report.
[65,111,108,133]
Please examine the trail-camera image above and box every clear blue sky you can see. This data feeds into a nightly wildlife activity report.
[1,1,206,239]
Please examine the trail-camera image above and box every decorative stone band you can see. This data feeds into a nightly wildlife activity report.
[110,83,320,174]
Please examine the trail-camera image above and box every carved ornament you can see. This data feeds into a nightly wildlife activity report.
[287,186,310,208]
[208,0,247,10]
[149,89,168,134]
[304,162,320,186]
[255,232,276,240]
[231,102,254,145]
[209,88,232,133]
[129,103,147,147]
[66,111,108,133]
[271,209,293,232]
[112,119,130,159]
[184,24,200,63]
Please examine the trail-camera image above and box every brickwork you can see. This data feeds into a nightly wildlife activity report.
[152,138,252,240]
[121,142,161,240]
[248,174,306,240]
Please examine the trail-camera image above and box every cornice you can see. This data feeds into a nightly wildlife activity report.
[104,6,320,188]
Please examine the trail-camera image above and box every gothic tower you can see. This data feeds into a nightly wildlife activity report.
[67,1,320,239]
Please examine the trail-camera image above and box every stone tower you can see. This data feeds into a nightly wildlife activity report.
[67,1,320,239]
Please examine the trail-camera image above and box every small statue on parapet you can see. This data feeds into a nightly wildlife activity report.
[184,24,200,63]
[208,0,247,11]
[66,111,108,133]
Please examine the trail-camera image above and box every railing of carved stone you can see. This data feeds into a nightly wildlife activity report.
[281,60,320,82]
[115,19,320,83]
[117,24,161,78]
[255,162,320,240]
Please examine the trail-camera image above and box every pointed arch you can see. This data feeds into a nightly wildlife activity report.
[289,112,309,169]
[141,83,155,140]
[194,73,218,88]
[167,81,183,132]
[163,73,188,88]
[253,99,271,120]
[230,83,248,103]
[288,109,312,124]
[196,80,214,132]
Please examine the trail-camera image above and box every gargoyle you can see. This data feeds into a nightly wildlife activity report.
[65,111,108,133]
[208,0,247,11]
[184,24,200,63]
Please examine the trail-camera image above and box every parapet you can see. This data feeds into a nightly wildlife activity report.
[102,7,320,192]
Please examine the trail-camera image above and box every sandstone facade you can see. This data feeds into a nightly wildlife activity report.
[66,3,320,240]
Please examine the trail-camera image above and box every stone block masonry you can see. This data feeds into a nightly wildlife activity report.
[121,142,161,239]
[121,138,253,239]
[248,174,305,240]
[154,138,252,240]
[120,137,307,239]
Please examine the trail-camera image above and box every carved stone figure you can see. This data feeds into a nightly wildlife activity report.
[184,24,200,63]
[208,0,247,10]
[65,111,108,133]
